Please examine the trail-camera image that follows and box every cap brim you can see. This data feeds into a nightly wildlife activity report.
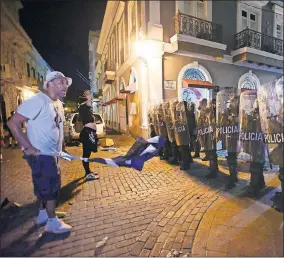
[66,77,72,86]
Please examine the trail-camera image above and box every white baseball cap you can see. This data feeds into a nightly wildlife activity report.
[43,71,72,89]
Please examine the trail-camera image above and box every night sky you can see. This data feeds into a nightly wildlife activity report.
[19,0,107,101]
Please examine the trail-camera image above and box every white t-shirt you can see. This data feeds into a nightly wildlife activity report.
[17,92,65,154]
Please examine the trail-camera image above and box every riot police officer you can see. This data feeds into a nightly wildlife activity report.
[170,100,191,171]
[258,78,283,211]
[216,89,239,189]
[197,99,219,178]
[162,101,179,165]
[239,90,266,197]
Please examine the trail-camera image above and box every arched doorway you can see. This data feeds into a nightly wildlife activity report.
[177,61,213,103]
[238,70,260,93]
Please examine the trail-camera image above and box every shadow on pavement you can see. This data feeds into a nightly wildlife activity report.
[0,177,84,236]
[0,224,70,257]
[57,177,84,206]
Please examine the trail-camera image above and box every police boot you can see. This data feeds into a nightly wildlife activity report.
[180,145,190,171]
[160,146,169,160]
[205,152,218,179]
[225,165,238,190]
[272,167,284,212]
[169,141,179,165]
[189,153,194,163]
[258,164,266,190]
[246,162,263,198]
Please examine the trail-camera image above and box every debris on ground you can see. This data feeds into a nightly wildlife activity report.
[95,236,108,248]
[68,200,75,205]
[99,138,114,147]
[166,249,183,257]
[100,147,118,152]
[55,211,67,218]
[0,198,21,209]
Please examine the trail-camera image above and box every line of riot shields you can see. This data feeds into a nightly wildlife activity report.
[148,77,283,212]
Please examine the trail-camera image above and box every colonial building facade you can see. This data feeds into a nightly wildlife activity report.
[96,0,283,139]
[1,0,51,128]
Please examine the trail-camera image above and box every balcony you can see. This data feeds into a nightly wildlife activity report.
[170,12,227,57]
[232,28,283,69]
[104,60,115,84]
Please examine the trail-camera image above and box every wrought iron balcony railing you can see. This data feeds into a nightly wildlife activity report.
[235,28,283,56]
[174,12,222,43]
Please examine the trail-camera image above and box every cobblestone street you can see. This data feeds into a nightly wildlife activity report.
[0,135,283,257]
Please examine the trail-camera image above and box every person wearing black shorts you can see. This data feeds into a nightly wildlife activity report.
[78,90,99,180]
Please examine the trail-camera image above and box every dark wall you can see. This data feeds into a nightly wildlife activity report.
[262,2,274,37]
[160,0,176,42]
[212,0,237,53]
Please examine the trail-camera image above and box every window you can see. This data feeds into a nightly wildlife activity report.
[238,2,261,33]
[26,63,30,77]
[184,0,206,20]
[31,67,36,78]
[241,9,258,31]
[276,24,283,39]
[118,17,125,65]
[128,2,136,35]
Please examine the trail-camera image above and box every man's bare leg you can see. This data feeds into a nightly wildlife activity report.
[46,200,56,218]
[39,200,45,210]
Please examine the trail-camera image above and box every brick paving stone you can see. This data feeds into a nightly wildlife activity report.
[130,241,144,256]
[139,230,152,242]
[144,236,157,250]
[0,135,224,257]
[140,249,151,257]
[150,242,163,257]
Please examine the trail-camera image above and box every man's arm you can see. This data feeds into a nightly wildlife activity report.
[7,112,40,156]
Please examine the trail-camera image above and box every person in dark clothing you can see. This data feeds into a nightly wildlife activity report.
[79,126,99,180]
[188,102,197,163]
[78,91,99,180]
[194,99,208,159]
[7,111,18,148]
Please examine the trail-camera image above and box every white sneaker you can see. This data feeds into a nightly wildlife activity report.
[45,216,72,234]
[36,209,49,225]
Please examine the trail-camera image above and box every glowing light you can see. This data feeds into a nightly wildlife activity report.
[23,90,35,100]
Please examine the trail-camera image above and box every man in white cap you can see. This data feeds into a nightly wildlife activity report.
[8,71,72,233]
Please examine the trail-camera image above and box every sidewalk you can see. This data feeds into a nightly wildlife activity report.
[191,163,283,257]
[0,134,283,257]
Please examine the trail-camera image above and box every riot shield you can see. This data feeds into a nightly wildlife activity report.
[258,78,283,167]
[170,100,190,146]
[216,88,239,152]
[156,104,168,138]
[197,102,216,151]
[162,101,175,142]
[238,90,265,163]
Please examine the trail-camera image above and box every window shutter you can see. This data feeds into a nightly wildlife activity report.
[241,10,248,31]
[184,0,194,16]
[249,13,257,31]
[197,0,205,20]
